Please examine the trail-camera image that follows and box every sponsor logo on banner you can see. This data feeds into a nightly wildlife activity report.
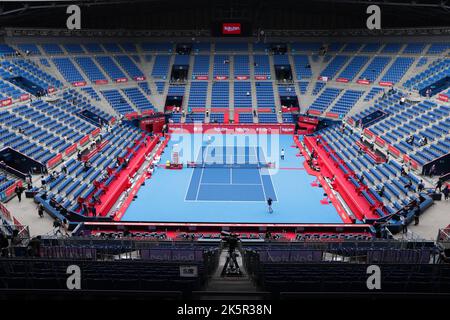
[20,94,30,101]
[215,76,228,80]
[134,76,146,81]
[222,23,241,35]
[336,78,349,83]
[115,77,128,83]
[438,94,449,102]
[281,127,295,133]
[254,75,268,80]
[379,81,393,87]
[72,81,87,87]
[95,79,108,85]
[235,75,249,80]
[1,98,12,107]
[195,75,209,80]
[318,76,329,82]
[357,79,370,85]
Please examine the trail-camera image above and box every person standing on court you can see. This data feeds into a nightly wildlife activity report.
[267,197,273,213]
[280,149,285,161]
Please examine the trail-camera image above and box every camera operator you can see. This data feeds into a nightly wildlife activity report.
[221,232,242,277]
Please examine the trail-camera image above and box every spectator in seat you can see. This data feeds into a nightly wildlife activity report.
[400,166,407,177]
[92,194,101,205]
[400,96,406,105]
[376,185,385,197]
[406,135,414,145]
[84,161,92,171]
[404,179,413,191]
[419,136,428,146]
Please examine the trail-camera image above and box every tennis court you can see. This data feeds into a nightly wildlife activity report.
[122,134,342,224]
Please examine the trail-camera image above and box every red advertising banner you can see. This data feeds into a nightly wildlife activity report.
[79,134,90,146]
[438,94,449,102]
[72,81,87,87]
[95,79,108,85]
[363,128,374,138]
[0,202,12,222]
[134,76,146,81]
[169,123,295,135]
[357,79,370,85]
[298,116,319,125]
[379,81,393,87]
[325,112,339,119]
[215,76,228,80]
[47,153,62,169]
[254,75,268,80]
[125,112,139,120]
[195,75,209,80]
[6,181,22,198]
[20,94,30,101]
[336,78,349,83]
[115,77,128,83]
[308,110,322,115]
[1,98,12,107]
[235,75,249,80]
[318,76,329,82]
[222,23,241,35]
[65,143,78,156]
[375,136,386,147]
[91,128,101,137]
[388,145,401,157]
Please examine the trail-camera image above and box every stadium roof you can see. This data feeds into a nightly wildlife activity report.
[0,0,449,30]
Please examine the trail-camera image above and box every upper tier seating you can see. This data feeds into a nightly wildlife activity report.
[115,55,145,80]
[188,82,208,108]
[151,55,171,79]
[75,57,108,83]
[101,89,135,115]
[53,57,85,83]
[95,56,127,81]
[211,82,229,108]
[122,87,155,111]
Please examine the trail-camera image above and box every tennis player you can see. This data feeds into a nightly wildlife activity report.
[267,197,273,213]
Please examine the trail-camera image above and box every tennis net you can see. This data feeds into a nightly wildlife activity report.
[186,161,275,169]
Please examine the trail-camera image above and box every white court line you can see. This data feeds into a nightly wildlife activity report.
[230,167,233,184]
[194,166,205,201]
[257,153,268,202]
[200,183,262,186]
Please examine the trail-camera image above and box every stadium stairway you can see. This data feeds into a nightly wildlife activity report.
[195,248,268,300]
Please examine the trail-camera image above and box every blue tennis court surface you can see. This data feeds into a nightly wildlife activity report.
[185,146,277,201]
[122,134,342,224]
